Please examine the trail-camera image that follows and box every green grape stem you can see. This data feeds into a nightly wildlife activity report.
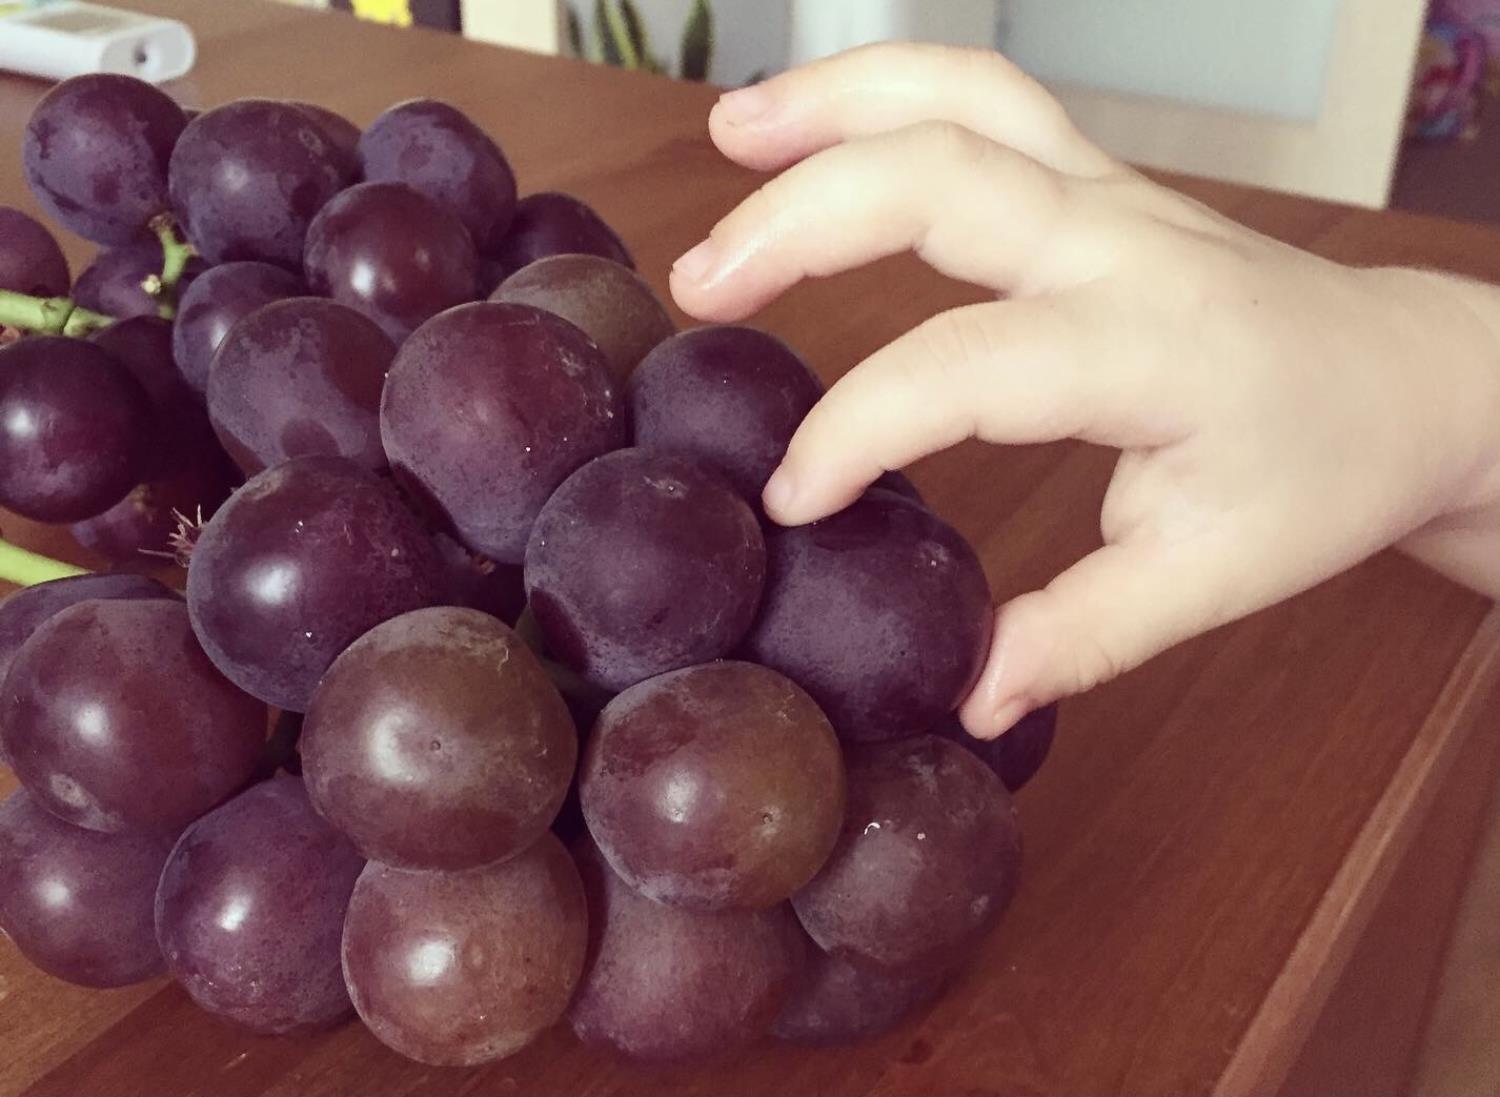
[0,539,87,588]
[0,289,115,337]
[149,214,197,319]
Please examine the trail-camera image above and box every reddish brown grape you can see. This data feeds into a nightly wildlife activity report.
[154,776,364,1034]
[771,943,946,1045]
[569,839,808,1063]
[792,735,1022,975]
[185,456,444,711]
[341,834,587,1067]
[1,599,265,833]
[0,789,174,988]
[743,491,992,742]
[0,206,69,296]
[381,302,626,563]
[303,181,479,343]
[491,254,673,382]
[629,326,823,499]
[303,607,577,871]
[207,297,393,474]
[525,449,765,691]
[581,661,843,909]
[485,191,633,281]
[936,703,1058,793]
[171,261,306,395]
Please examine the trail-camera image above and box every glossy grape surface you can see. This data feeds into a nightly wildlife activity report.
[485,191,633,281]
[1,599,265,833]
[569,839,808,1063]
[303,181,478,343]
[208,297,393,474]
[0,788,174,987]
[155,775,364,1034]
[381,302,626,563]
[22,74,184,244]
[185,456,444,711]
[171,260,306,394]
[341,834,587,1067]
[303,607,576,871]
[169,99,354,268]
[581,661,843,909]
[491,253,673,382]
[525,449,764,690]
[744,491,992,742]
[0,336,152,523]
[791,735,1022,974]
[629,326,823,500]
[0,206,69,296]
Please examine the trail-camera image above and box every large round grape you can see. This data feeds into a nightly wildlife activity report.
[302,607,576,871]
[72,243,208,320]
[169,99,354,268]
[381,302,626,563]
[155,776,364,1034]
[22,74,185,245]
[1,599,265,833]
[342,834,587,1067]
[186,456,444,712]
[524,449,764,691]
[207,297,393,475]
[491,254,673,382]
[569,840,808,1063]
[770,943,946,1046]
[581,661,843,909]
[0,789,174,988]
[0,336,152,523]
[358,98,517,252]
[792,735,1022,974]
[485,192,633,283]
[0,207,69,296]
[171,261,305,395]
[303,181,478,343]
[629,326,823,500]
[936,703,1058,793]
[743,492,991,742]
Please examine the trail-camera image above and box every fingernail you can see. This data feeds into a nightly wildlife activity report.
[762,468,796,517]
[715,83,776,126]
[672,238,721,284]
[990,699,1029,736]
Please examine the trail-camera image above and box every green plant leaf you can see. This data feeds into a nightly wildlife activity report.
[565,3,585,58]
[599,0,641,69]
[619,0,650,63]
[679,0,713,82]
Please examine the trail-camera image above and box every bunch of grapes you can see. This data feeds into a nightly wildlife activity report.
[0,70,1060,1068]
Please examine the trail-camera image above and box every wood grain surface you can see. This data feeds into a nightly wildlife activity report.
[3,4,1500,1094]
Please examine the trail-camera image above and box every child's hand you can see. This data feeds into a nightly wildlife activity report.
[669,43,1500,739]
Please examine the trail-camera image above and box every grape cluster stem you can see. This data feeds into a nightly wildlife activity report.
[0,290,115,337]
[0,538,87,587]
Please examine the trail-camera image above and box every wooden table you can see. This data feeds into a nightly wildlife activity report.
[4,4,1500,1094]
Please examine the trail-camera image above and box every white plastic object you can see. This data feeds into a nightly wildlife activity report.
[0,1,196,84]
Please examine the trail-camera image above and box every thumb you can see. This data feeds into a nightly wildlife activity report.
[958,539,1237,739]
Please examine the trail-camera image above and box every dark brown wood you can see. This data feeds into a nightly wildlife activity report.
[4,4,1500,1094]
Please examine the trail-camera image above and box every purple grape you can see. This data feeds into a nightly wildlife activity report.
[872,471,924,505]
[72,243,208,321]
[936,703,1058,793]
[288,102,361,174]
[154,776,363,1034]
[303,181,478,343]
[569,839,809,1063]
[0,207,69,297]
[771,943,945,1045]
[792,735,1022,975]
[581,661,844,909]
[358,98,517,253]
[1,599,265,833]
[486,192,633,281]
[525,449,765,691]
[185,456,444,711]
[70,455,239,565]
[302,607,577,871]
[169,99,355,268]
[743,492,992,742]
[491,253,674,382]
[207,297,393,475]
[0,336,153,523]
[171,261,306,395]
[342,834,588,1067]
[434,533,526,625]
[0,789,174,987]
[88,316,211,460]
[629,326,824,500]
[22,74,185,245]
[381,302,626,563]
